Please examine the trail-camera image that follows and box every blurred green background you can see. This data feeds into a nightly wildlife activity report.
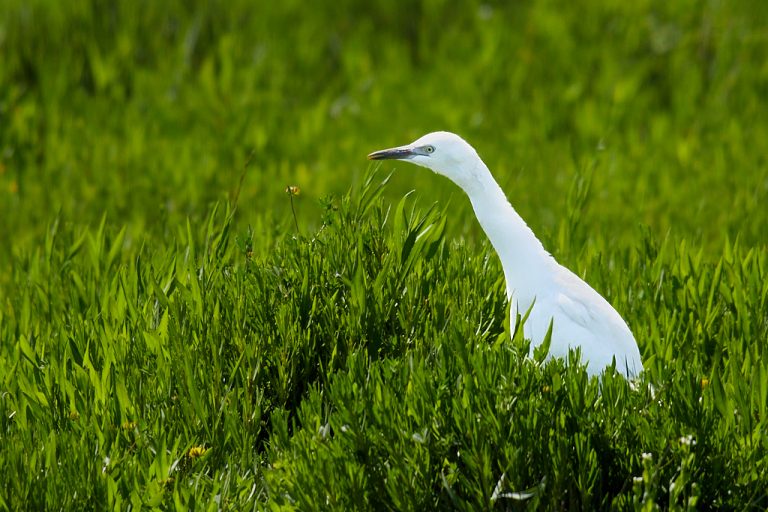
[2,0,766,259]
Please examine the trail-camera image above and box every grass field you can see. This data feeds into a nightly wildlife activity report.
[1,0,767,509]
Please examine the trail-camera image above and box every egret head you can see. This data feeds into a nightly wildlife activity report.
[368,131,484,191]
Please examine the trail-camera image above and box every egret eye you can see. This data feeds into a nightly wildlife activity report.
[424,145,435,154]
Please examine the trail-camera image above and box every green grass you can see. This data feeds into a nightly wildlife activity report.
[1,0,767,509]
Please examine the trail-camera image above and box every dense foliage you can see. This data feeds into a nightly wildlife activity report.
[1,0,766,509]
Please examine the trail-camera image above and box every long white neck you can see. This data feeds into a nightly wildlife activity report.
[462,161,555,312]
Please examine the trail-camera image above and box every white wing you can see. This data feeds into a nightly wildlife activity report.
[522,264,643,377]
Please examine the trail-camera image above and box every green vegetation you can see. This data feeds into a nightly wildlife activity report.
[1,0,767,509]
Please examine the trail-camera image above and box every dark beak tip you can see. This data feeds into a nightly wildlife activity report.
[367,147,412,161]
[367,150,388,161]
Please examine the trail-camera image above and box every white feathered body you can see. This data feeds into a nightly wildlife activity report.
[368,131,644,378]
[469,160,643,377]
[522,262,642,376]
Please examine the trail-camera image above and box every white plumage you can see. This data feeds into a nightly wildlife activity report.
[369,131,643,377]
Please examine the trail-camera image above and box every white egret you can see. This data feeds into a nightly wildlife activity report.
[368,131,643,378]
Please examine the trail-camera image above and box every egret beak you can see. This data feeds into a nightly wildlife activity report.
[367,146,416,160]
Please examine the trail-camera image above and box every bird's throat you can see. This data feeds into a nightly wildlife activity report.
[466,168,554,310]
